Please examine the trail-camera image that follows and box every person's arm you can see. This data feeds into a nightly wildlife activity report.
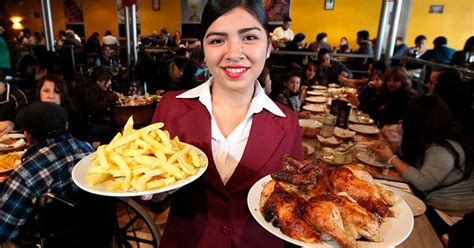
[370,142,456,191]
[0,177,36,243]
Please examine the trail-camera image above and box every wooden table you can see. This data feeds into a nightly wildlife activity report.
[398,214,443,248]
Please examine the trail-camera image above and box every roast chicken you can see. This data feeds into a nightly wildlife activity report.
[260,156,398,248]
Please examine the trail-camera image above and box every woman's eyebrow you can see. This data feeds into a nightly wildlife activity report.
[238,27,262,34]
[205,32,227,39]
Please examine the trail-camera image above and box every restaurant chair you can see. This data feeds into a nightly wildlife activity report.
[12,192,161,248]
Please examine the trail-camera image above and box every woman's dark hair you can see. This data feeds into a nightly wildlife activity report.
[432,68,469,121]
[94,66,113,83]
[401,95,472,178]
[36,74,69,107]
[283,71,301,82]
[383,67,412,90]
[199,0,269,43]
[172,56,195,82]
[414,35,427,45]
[462,36,474,52]
[90,32,99,40]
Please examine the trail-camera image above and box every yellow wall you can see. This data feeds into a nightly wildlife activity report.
[406,0,474,50]
[141,0,181,36]
[83,0,119,39]
[4,0,473,50]
[291,0,382,50]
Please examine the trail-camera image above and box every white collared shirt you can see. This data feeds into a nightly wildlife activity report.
[177,77,285,184]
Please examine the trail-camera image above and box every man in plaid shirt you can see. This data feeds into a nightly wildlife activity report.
[0,102,94,243]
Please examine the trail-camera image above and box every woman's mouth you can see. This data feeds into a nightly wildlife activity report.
[222,66,249,78]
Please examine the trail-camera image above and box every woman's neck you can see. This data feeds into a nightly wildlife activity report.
[210,79,255,138]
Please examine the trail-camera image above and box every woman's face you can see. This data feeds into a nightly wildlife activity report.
[340,38,347,45]
[386,77,402,92]
[203,7,270,93]
[368,75,383,88]
[170,62,183,82]
[98,79,111,91]
[416,39,427,49]
[40,80,61,105]
[305,66,316,80]
[285,76,301,93]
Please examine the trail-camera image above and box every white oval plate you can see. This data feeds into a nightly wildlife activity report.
[349,124,380,135]
[311,85,328,90]
[349,115,375,125]
[303,143,315,155]
[303,104,326,113]
[306,90,326,96]
[299,119,323,129]
[305,96,327,103]
[72,144,208,197]
[248,175,414,248]
[398,191,426,217]
[356,151,387,168]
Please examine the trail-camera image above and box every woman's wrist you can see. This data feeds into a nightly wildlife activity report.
[387,154,398,166]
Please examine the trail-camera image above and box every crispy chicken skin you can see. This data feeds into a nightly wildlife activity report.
[329,167,390,217]
[260,181,322,243]
[304,195,358,248]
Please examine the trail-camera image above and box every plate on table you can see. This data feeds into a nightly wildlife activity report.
[0,133,27,151]
[248,175,414,248]
[302,143,315,156]
[349,114,374,125]
[305,96,327,104]
[333,127,356,140]
[394,191,426,217]
[319,154,352,166]
[306,90,326,96]
[72,144,208,197]
[303,104,326,113]
[299,119,323,129]
[356,151,387,168]
[349,124,380,135]
[311,85,327,90]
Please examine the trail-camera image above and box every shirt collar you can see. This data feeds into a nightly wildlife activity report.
[176,77,285,118]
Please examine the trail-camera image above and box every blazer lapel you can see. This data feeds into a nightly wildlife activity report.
[175,99,226,193]
[225,111,285,191]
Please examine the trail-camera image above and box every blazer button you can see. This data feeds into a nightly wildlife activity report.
[220,226,231,235]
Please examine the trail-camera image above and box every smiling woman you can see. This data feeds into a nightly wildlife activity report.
[150,0,303,247]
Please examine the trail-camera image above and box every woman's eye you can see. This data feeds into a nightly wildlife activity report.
[243,35,258,41]
[209,39,224,45]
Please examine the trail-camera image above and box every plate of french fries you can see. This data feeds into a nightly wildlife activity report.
[72,117,208,197]
[0,151,24,173]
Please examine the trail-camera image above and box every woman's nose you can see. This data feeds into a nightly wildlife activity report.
[226,39,244,61]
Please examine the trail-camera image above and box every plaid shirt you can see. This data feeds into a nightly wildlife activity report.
[0,133,94,243]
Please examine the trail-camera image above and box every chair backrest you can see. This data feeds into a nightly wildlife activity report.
[16,190,116,248]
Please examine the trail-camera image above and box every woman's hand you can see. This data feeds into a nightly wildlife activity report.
[0,121,14,137]
[298,111,311,119]
[369,140,394,161]
[346,92,360,107]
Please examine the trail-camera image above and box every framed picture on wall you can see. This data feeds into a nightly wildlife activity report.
[153,0,160,11]
[429,5,444,14]
[263,0,292,24]
[325,0,334,10]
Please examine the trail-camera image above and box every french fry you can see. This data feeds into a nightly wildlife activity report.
[85,116,207,193]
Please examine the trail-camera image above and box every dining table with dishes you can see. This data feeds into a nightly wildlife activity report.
[297,84,443,248]
[0,133,28,184]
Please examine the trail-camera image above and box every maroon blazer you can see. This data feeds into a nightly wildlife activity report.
[152,90,303,248]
